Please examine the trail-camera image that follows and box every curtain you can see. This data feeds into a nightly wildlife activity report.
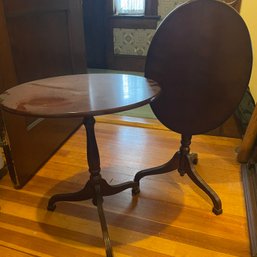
[114,0,145,15]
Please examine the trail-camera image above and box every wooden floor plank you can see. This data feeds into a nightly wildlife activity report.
[0,244,37,257]
[0,122,250,256]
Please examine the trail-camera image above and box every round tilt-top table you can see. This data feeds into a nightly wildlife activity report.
[0,73,160,257]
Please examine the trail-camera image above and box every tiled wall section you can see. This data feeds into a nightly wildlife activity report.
[113,0,188,56]
[158,0,188,18]
[114,28,155,56]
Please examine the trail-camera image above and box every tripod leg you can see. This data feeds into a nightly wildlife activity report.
[95,184,114,257]
[47,180,94,211]
[132,152,180,195]
[97,178,138,197]
[185,154,222,215]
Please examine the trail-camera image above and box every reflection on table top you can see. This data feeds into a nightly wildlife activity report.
[0,74,160,118]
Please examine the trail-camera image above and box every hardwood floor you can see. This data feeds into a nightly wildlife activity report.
[0,120,250,256]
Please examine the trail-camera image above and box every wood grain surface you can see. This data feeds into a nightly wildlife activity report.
[0,74,160,118]
[0,122,249,256]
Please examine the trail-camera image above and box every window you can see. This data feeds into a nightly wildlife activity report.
[106,0,160,71]
[114,0,145,15]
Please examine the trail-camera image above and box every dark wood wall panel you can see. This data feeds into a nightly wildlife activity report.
[7,12,73,82]
[83,0,106,68]
[0,0,87,188]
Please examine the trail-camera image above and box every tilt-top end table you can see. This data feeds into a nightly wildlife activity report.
[0,73,160,257]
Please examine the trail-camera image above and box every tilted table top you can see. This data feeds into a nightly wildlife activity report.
[0,73,160,118]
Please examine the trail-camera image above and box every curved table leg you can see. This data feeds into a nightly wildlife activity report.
[47,180,94,211]
[132,151,180,195]
[47,177,137,211]
[185,154,222,215]
[95,184,113,257]
[181,135,222,215]
[133,134,222,215]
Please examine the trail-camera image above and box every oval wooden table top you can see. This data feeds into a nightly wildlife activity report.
[145,0,252,135]
[0,74,160,118]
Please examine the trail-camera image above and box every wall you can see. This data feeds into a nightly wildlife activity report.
[240,0,257,102]
[114,0,187,56]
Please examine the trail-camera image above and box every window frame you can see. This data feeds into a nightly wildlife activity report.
[107,0,160,29]
[105,0,159,71]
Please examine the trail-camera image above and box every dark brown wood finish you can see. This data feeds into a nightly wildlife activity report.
[0,122,249,256]
[0,74,160,118]
[3,0,87,82]
[0,0,87,188]
[145,0,158,16]
[0,73,160,257]
[109,16,159,29]
[0,0,17,92]
[132,0,252,215]
[83,0,107,68]
[146,0,252,135]
[104,0,240,72]
[77,0,160,70]
[90,0,244,137]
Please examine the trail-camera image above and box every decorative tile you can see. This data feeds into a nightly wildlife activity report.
[114,28,155,56]
[113,0,188,56]
[158,0,188,19]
